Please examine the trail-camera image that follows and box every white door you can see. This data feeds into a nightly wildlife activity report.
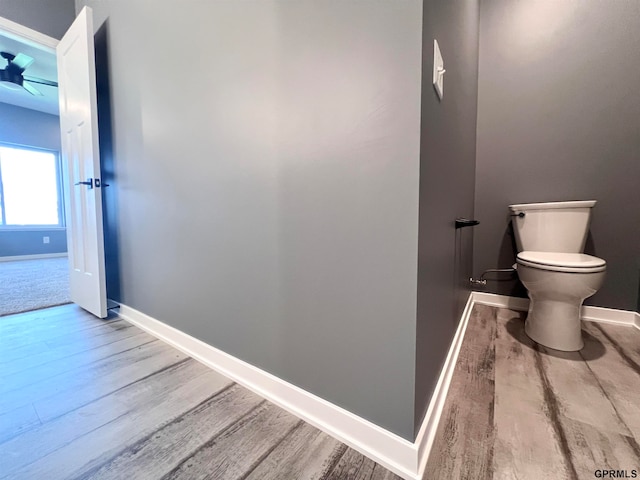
[57,6,107,318]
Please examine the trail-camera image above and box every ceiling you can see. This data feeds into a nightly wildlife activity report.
[0,32,58,116]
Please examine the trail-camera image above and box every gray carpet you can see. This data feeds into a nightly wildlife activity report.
[0,257,71,317]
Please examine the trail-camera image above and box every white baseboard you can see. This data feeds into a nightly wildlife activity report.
[116,293,639,479]
[0,253,68,262]
[414,293,475,477]
[118,298,479,480]
[471,291,529,311]
[471,291,640,331]
[118,305,418,479]
[581,305,638,328]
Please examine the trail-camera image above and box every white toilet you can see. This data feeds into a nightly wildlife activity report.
[509,200,606,351]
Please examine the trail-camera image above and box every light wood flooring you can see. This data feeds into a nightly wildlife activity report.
[4,303,639,480]
[0,304,400,480]
[426,304,640,479]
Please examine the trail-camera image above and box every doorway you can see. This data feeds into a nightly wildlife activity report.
[0,9,109,319]
[0,27,69,316]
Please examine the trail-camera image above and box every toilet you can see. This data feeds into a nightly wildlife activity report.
[509,200,606,351]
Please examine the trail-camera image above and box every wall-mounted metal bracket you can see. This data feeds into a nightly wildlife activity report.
[455,218,480,228]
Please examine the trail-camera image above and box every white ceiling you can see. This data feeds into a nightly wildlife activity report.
[0,32,58,116]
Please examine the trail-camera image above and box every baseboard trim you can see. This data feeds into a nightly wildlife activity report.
[414,292,475,477]
[118,298,479,480]
[116,294,639,478]
[118,304,418,479]
[470,291,529,311]
[471,291,640,330]
[0,253,68,262]
[581,305,638,328]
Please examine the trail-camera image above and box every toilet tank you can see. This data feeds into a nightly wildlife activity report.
[508,200,596,253]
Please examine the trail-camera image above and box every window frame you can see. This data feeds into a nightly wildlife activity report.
[0,141,66,230]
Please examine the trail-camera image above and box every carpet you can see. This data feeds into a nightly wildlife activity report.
[0,257,71,317]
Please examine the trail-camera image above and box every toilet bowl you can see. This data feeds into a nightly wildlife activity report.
[509,200,606,352]
[516,252,606,351]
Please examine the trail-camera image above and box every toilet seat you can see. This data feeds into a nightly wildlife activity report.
[516,251,606,273]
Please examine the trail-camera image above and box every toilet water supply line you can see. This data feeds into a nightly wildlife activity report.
[469,211,523,286]
[469,268,516,286]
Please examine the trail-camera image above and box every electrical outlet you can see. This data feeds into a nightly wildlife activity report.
[43,236,50,244]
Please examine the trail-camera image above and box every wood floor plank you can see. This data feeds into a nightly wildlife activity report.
[0,333,155,392]
[0,310,112,347]
[0,339,179,417]
[370,464,403,480]
[163,402,302,480]
[0,403,41,443]
[0,306,421,480]
[491,307,574,480]
[559,417,640,480]
[0,360,230,479]
[536,342,633,437]
[0,325,144,371]
[425,305,640,480]
[586,322,640,373]
[424,303,496,480]
[2,337,163,401]
[0,359,209,467]
[0,328,148,378]
[581,322,640,441]
[0,313,105,359]
[43,319,133,349]
[324,446,380,480]
[0,340,50,365]
[0,311,92,337]
[83,384,264,480]
[0,304,86,329]
[244,421,346,480]
[33,341,188,422]
[0,320,138,365]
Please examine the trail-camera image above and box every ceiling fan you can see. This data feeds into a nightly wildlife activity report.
[0,51,58,96]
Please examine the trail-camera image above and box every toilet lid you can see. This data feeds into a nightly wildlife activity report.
[517,251,606,273]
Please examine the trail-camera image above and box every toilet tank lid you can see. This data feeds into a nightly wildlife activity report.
[509,200,596,211]
[517,251,606,269]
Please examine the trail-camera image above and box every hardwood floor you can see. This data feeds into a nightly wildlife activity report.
[4,303,638,479]
[0,305,400,480]
[426,304,640,480]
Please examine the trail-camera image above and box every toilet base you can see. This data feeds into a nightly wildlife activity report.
[525,297,584,351]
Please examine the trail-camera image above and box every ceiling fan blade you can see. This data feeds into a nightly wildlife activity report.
[22,81,43,96]
[12,53,35,70]
[23,75,58,87]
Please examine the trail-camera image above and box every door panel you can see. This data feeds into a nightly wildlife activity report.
[57,6,107,318]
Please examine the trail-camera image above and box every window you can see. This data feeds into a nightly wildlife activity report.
[0,144,64,227]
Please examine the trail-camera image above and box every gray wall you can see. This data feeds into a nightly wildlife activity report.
[81,0,423,440]
[475,0,640,312]
[0,229,66,256]
[0,102,67,256]
[0,102,60,149]
[415,0,479,435]
[0,0,75,39]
